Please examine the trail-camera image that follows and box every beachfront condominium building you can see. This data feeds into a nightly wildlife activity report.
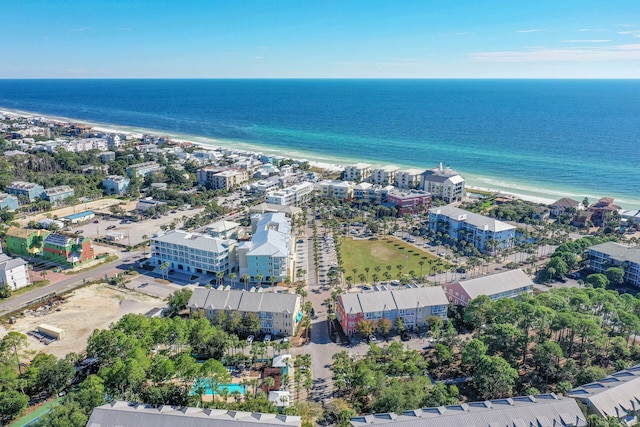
[126,161,161,178]
[428,205,516,254]
[6,181,45,203]
[318,180,354,201]
[385,189,431,216]
[188,288,302,336]
[0,253,31,291]
[420,164,465,203]
[444,269,534,306]
[370,165,399,186]
[353,183,393,205]
[151,230,237,275]
[197,167,249,190]
[0,193,19,211]
[266,182,314,207]
[343,163,372,182]
[202,220,244,240]
[337,287,449,335]
[238,212,292,283]
[588,242,640,287]
[395,168,424,189]
[102,175,131,195]
[42,185,75,206]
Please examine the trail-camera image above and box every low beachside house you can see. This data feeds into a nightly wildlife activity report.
[0,253,31,291]
[0,193,19,211]
[444,269,533,306]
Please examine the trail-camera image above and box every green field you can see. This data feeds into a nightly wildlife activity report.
[9,397,62,427]
[340,237,448,282]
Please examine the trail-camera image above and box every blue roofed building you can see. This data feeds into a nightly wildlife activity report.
[62,210,95,225]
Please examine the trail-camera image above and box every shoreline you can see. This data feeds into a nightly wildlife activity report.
[2,106,637,210]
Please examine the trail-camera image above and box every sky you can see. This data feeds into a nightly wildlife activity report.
[3,0,640,78]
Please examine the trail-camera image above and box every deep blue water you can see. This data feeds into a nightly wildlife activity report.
[1,79,639,207]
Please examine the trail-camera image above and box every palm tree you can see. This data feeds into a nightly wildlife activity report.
[160,261,170,280]
[419,260,425,278]
[256,273,264,286]
[242,273,250,291]
[217,271,225,287]
[264,375,275,392]
[228,272,237,288]
[270,276,277,290]
[364,267,371,281]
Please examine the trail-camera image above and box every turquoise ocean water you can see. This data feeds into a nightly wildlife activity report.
[0,79,638,208]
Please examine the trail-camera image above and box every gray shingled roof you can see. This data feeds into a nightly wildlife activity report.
[457,269,533,300]
[86,401,301,427]
[567,364,640,418]
[339,287,448,314]
[350,394,586,427]
[188,288,299,315]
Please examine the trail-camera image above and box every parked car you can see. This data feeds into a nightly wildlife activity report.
[75,230,84,234]
[107,225,116,230]
[368,334,377,343]
[264,334,272,342]
[247,335,254,344]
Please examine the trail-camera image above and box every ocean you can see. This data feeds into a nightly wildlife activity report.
[0,79,639,208]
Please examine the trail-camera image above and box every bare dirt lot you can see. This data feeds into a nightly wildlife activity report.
[0,283,164,359]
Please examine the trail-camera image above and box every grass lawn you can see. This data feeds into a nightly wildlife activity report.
[341,237,449,281]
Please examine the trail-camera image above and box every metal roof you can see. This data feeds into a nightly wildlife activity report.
[339,287,448,314]
[429,206,515,233]
[588,242,640,265]
[349,394,586,427]
[188,288,299,315]
[568,364,640,418]
[456,269,533,300]
[86,401,301,427]
[152,230,235,253]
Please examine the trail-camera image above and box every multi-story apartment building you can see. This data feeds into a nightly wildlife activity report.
[337,287,449,335]
[318,180,354,201]
[386,189,431,216]
[370,165,399,186]
[428,206,516,254]
[444,269,533,306]
[238,213,292,283]
[395,168,424,189]
[202,220,244,240]
[588,242,640,287]
[353,183,393,205]
[126,161,161,178]
[0,253,31,291]
[265,182,314,207]
[0,193,19,211]
[343,163,372,183]
[102,175,131,195]
[42,185,75,206]
[151,230,237,275]
[6,181,45,202]
[99,151,116,163]
[197,167,249,190]
[420,164,465,203]
[188,288,302,336]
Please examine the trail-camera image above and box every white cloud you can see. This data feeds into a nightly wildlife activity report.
[561,40,611,43]
[468,44,640,62]
[517,29,545,33]
[619,30,640,38]
[577,28,607,32]
[71,27,92,32]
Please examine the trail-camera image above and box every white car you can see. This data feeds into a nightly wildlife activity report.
[264,334,272,342]
[247,335,254,344]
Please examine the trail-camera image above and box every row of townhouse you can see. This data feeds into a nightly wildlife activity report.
[337,286,449,335]
[265,182,314,207]
[33,138,109,153]
[4,227,95,267]
[428,205,516,254]
[188,287,302,336]
[337,269,533,335]
[126,161,162,178]
[343,163,465,203]
[5,181,75,206]
[0,193,19,211]
[588,242,640,287]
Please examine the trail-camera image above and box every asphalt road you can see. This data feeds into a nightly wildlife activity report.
[0,251,143,318]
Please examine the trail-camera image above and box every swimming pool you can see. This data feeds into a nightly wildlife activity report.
[192,379,247,395]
